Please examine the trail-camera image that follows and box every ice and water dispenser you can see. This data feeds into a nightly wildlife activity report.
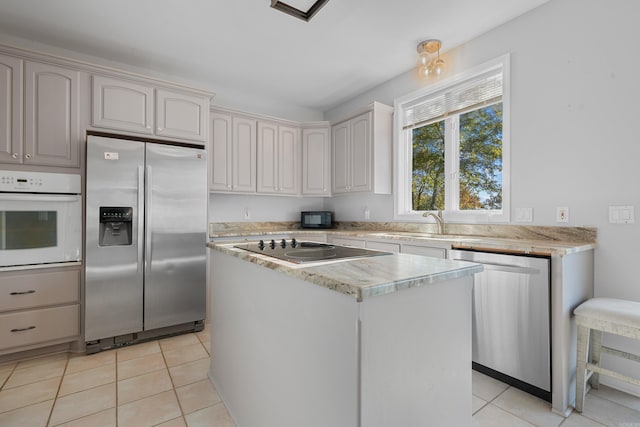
[99,207,133,246]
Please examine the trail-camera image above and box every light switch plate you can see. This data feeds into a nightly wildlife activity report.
[609,205,634,224]
[515,207,533,222]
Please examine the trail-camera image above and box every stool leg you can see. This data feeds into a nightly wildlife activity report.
[590,329,602,389]
[575,324,590,412]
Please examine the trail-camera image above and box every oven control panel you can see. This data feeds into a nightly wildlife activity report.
[0,170,81,194]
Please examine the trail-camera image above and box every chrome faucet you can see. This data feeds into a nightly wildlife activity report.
[422,210,444,234]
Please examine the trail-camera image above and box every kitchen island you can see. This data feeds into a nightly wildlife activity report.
[208,242,483,427]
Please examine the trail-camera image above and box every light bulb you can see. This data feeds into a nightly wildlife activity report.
[418,52,429,66]
[434,58,444,75]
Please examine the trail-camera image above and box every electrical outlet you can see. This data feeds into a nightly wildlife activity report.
[364,207,370,220]
[515,207,533,222]
[556,207,569,223]
[244,207,250,220]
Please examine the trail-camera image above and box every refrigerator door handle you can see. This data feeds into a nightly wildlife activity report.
[145,165,153,273]
[137,165,145,274]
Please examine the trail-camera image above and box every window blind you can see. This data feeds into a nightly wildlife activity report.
[402,67,503,130]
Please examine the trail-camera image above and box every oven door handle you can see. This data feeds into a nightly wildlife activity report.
[0,194,80,202]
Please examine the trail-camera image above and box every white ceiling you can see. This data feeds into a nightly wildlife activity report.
[0,0,549,112]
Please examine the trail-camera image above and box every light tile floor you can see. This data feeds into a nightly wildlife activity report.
[1,326,639,426]
[472,370,640,427]
[0,325,235,427]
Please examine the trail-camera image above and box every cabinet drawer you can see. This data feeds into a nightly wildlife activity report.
[0,270,80,311]
[0,304,80,350]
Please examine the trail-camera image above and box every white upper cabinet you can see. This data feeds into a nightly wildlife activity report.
[301,126,330,196]
[278,125,299,195]
[209,107,334,197]
[24,61,80,168]
[233,117,257,193]
[0,55,80,168]
[92,75,210,144]
[156,88,208,142]
[0,54,23,164]
[209,111,256,193]
[332,121,349,193]
[209,112,232,191]
[331,102,393,195]
[92,75,154,135]
[257,121,299,195]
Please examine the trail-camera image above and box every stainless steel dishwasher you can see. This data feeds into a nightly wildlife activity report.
[449,249,551,401]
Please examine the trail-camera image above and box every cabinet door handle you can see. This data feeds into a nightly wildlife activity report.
[11,326,36,332]
[10,290,36,295]
[25,154,32,159]
[12,153,18,159]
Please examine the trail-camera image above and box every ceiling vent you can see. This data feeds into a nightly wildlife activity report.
[270,0,330,22]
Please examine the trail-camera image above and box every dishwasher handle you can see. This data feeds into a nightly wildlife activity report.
[451,258,540,275]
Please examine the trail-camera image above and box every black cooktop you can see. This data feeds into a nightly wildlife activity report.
[234,239,391,264]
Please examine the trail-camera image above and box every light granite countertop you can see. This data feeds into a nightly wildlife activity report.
[209,242,483,301]
[210,228,596,256]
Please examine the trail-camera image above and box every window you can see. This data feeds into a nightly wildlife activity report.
[394,55,510,222]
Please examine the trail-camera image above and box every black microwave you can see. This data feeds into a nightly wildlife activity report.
[300,211,334,229]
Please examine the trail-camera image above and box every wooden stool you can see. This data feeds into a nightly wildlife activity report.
[574,298,640,412]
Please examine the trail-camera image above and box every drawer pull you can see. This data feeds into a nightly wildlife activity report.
[11,326,36,332]
[10,290,36,295]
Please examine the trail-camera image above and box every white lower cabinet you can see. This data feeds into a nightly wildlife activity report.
[327,236,366,248]
[366,240,400,253]
[328,236,447,258]
[0,268,81,354]
[401,244,447,259]
[0,305,80,351]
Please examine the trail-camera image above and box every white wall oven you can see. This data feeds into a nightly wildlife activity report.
[0,170,82,269]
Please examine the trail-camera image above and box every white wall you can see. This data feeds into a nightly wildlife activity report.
[0,32,323,122]
[324,0,640,396]
[208,194,325,223]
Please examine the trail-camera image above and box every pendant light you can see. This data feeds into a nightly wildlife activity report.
[417,39,444,78]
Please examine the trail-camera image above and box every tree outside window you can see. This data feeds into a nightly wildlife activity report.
[411,103,502,213]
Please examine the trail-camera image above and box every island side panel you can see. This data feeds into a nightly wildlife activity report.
[209,249,360,427]
[551,249,594,416]
[359,276,473,427]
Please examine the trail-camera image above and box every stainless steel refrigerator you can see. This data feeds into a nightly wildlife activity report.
[85,135,207,351]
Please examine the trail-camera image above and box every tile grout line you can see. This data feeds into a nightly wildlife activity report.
[45,352,69,427]
[159,340,189,427]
